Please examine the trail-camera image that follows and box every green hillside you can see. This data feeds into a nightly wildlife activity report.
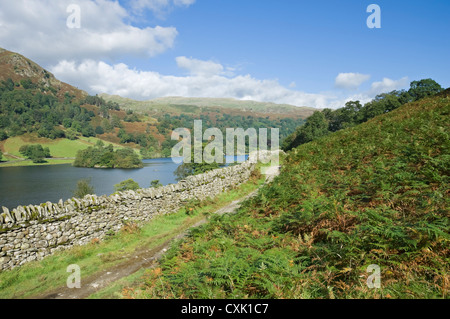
[132,90,449,299]
[100,94,318,118]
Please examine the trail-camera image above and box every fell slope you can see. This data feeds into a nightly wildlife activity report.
[100,94,318,119]
[0,48,87,100]
[133,90,449,299]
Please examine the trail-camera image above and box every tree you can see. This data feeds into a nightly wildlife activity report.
[74,144,142,169]
[150,180,162,188]
[20,79,35,90]
[0,130,7,141]
[0,150,2,161]
[114,179,140,192]
[2,78,15,91]
[281,78,445,153]
[284,111,329,151]
[73,178,95,198]
[65,128,78,140]
[81,124,95,137]
[95,126,105,135]
[113,148,142,168]
[19,144,51,163]
[101,118,114,132]
[111,114,122,128]
[71,120,83,133]
[408,79,443,101]
[62,118,72,128]
[99,104,109,118]
[174,141,223,181]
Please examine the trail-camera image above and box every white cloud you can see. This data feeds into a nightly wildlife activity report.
[369,77,409,95]
[335,72,371,90]
[0,0,178,63]
[328,76,410,108]
[176,56,224,77]
[51,59,337,108]
[51,58,411,109]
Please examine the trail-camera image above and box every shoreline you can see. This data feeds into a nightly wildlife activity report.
[0,155,249,168]
[0,158,75,168]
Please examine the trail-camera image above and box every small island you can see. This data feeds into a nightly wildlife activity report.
[73,141,143,169]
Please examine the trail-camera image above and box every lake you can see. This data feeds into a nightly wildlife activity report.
[0,156,247,210]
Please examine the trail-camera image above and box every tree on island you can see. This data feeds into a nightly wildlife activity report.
[73,142,143,169]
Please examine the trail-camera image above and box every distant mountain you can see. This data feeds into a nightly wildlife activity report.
[100,94,318,119]
[0,47,309,163]
[0,47,317,119]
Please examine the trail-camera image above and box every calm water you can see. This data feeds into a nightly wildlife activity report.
[0,158,181,210]
[0,156,248,210]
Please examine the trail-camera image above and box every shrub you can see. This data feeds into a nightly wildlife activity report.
[73,178,95,198]
[150,180,162,188]
[19,144,51,163]
[114,179,140,192]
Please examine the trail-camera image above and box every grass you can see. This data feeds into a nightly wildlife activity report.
[2,134,84,158]
[0,167,266,299]
[0,159,74,167]
[101,94,317,118]
[88,268,148,299]
[0,134,140,167]
[129,92,449,299]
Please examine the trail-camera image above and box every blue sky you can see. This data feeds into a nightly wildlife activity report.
[0,0,448,108]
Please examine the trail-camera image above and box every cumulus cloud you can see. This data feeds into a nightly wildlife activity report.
[0,0,178,63]
[335,72,371,90]
[330,76,410,107]
[51,59,336,108]
[50,57,410,109]
[369,77,409,95]
[176,56,224,77]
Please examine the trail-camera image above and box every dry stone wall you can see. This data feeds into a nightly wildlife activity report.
[0,160,257,271]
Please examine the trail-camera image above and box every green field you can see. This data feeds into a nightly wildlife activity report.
[0,134,140,167]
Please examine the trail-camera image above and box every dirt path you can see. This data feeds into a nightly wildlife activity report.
[33,166,280,299]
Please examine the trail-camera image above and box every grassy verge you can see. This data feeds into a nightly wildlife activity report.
[0,166,266,299]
